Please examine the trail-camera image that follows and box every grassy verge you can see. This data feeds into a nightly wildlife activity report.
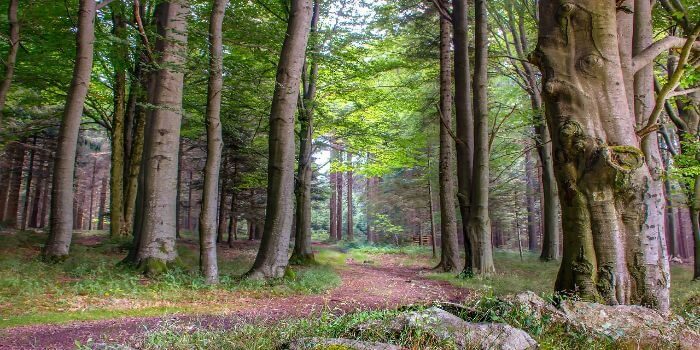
[0,230,341,328]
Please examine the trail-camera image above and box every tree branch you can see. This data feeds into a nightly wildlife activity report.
[668,86,700,98]
[632,35,700,73]
[96,0,118,11]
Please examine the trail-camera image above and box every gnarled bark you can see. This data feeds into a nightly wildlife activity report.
[533,0,669,312]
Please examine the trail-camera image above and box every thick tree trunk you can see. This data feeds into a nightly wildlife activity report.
[436,15,461,273]
[467,0,495,274]
[133,1,188,275]
[199,0,227,285]
[452,0,475,274]
[0,0,19,122]
[44,0,96,260]
[122,70,147,236]
[533,0,670,311]
[246,0,312,279]
[110,7,127,237]
[5,143,24,228]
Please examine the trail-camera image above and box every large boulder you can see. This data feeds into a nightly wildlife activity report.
[558,301,700,349]
[393,307,537,350]
[285,338,402,350]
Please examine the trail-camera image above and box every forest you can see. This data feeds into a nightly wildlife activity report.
[0,0,698,349]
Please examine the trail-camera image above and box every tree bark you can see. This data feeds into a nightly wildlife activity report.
[347,155,354,241]
[533,0,670,311]
[199,0,227,285]
[122,65,148,236]
[110,4,127,237]
[44,0,96,260]
[30,157,46,228]
[525,148,538,251]
[0,0,19,123]
[246,0,313,279]
[467,0,495,274]
[436,14,461,273]
[97,176,107,230]
[133,1,188,276]
[88,158,97,230]
[329,151,338,241]
[21,139,35,231]
[336,153,344,240]
[5,143,24,228]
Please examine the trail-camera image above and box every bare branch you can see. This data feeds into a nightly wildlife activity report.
[96,0,118,11]
[667,86,700,98]
[632,35,700,73]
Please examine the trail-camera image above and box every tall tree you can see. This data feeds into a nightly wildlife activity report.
[346,154,354,241]
[436,11,461,273]
[109,3,127,238]
[291,0,320,265]
[467,0,495,274]
[43,0,97,260]
[246,0,313,279]
[532,0,676,311]
[0,0,19,122]
[133,1,189,275]
[199,0,228,285]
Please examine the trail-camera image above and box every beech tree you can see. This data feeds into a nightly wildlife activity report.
[0,0,19,122]
[246,0,313,279]
[43,0,97,260]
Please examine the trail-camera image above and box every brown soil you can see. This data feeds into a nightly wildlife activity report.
[0,256,468,349]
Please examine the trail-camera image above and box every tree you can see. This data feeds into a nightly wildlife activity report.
[199,0,228,285]
[467,0,495,274]
[109,2,127,238]
[43,0,97,261]
[0,0,19,122]
[532,0,675,311]
[291,0,320,265]
[246,0,313,279]
[132,1,189,275]
[435,9,461,273]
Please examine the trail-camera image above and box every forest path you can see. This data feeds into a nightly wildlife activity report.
[0,254,468,349]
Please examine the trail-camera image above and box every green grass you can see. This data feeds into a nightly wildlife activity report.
[0,230,342,328]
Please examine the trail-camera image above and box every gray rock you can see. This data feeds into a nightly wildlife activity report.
[500,292,566,323]
[286,337,402,350]
[396,307,537,350]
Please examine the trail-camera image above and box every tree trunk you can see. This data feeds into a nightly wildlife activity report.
[21,139,36,231]
[44,0,96,260]
[110,4,127,237]
[525,148,538,251]
[427,162,437,259]
[533,0,669,311]
[436,14,461,273]
[133,1,188,276]
[5,143,24,228]
[452,0,475,275]
[0,153,11,222]
[467,0,495,274]
[346,155,354,241]
[187,170,193,231]
[329,155,338,241]
[366,175,373,243]
[246,0,313,279]
[39,158,51,228]
[217,158,230,243]
[30,157,46,228]
[88,158,97,231]
[336,153,343,240]
[0,0,19,122]
[98,176,107,230]
[199,0,227,285]
[122,70,147,236]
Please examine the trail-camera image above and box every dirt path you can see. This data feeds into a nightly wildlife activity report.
[0,260,468,349]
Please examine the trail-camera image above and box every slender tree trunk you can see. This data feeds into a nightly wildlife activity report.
[533,0,670,311]
[467,0,495,274]
[21,139,36,231]
[199,0,227,284]
[88,158,97,231]
[246,0,313,279]
[346,155,354,241]
[336,153,343,240]
[436,15,461,273]
[329,155,338,241]
[133,1,188,275]
[217,158,230,243]
[187,170,193,231]
[122,72,147,236]
[0,153,11,222]
[427,159,437,259]
[0,0,19,122]
[39,158,51,228]
[110,5,127,237]
[5,143,24,228]
[525,149,538,251]
[452,0,475,274]
[30,157,46,228]
[366,175,373,243]
[44,0,96,260]
[97,176,107,230]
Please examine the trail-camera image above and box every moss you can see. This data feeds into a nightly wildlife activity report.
[289,253,317,266]
[41,253,69,264]
[284,266,297,280]
[607,145,644,173]
[140,258,169,277]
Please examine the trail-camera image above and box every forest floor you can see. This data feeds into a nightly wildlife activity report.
[0,230,467,349]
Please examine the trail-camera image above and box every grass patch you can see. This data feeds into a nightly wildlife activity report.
[0,231,341,328]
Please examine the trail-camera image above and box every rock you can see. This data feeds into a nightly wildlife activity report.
[395,307,537,350]
[500,291,567,323]
[559,300,700,349]
[285,337,402,350]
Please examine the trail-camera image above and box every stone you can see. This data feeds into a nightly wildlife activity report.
[500,291,567,323]
[395,307,537,350]
[285,337,402,350]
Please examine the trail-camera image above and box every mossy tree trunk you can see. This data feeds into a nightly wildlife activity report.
[0,0,19,122]
[109,3,127,238]
[533,0,670,312]
[133,1,188,276]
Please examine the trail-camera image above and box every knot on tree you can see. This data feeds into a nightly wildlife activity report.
[603,145,644,173]
[578,54,604,76]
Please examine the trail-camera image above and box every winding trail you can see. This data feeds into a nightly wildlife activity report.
[0,259,468,349]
